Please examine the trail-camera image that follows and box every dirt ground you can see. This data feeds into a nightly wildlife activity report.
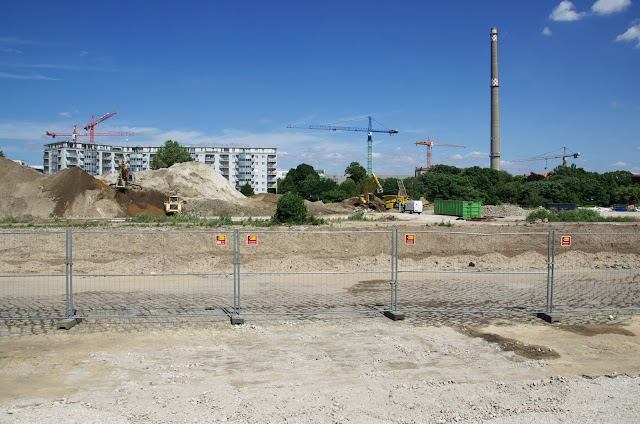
[0,318,639,423]
[2,158,640,422]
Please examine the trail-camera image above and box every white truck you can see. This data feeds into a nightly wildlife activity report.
[401,200,423,214]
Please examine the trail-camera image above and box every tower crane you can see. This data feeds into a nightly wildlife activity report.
[288,116,398,175]
[415,136,466,170]
[46,110,134,142]
[510,147,580,169]
[83,110,117,144]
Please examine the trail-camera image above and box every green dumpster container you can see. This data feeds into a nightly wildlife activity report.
[434,200,482,219]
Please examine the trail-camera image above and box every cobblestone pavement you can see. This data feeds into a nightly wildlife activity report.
[1,268,638,336]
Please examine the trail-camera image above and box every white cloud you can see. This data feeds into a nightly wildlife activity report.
[592,0,631,15]
[542,27,553,36]
[0,72,59,80]
[550,1,587,21]
[466,151,488,159]
[323,152,344,160]
[450,154,463,160]
[0,47,21,54]
[616,24,640,48]
[612,161,629,167]
[59,112,71,118]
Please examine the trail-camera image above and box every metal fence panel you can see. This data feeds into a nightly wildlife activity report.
[70,230,235,318]
[551,232,640,313]
[396,231,551,314]
[237,230,393,315]
[0,231,67,319]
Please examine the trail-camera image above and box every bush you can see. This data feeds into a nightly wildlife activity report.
[272,192,307,224]
[526,207,636,223]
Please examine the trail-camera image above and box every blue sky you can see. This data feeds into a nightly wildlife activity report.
[1,0,638,176]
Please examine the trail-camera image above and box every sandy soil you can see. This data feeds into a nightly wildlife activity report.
[0,319,639,423]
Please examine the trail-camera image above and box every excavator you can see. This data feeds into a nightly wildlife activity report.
[110,160,141,191]
[355,173,384,208]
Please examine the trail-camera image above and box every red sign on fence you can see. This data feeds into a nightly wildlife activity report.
[561,236,571,246]
[405,234,415,245]
[247,235,258,245]
[216,235,226,246]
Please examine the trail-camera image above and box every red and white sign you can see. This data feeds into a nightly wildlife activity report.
[216,235,226,246]
[247,235,258,245]
[561,236,571,247]
[405,234,415,245]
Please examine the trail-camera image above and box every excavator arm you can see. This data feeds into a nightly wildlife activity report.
[361,173,384,203]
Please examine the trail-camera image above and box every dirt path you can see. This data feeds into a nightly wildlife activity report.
[1,319,639,423]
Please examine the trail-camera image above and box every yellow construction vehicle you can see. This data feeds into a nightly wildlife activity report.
[110,160,141,191]
[114,160,128,190]
[355,173,384,208]
[164,195,183,216]
[383,179,410,210]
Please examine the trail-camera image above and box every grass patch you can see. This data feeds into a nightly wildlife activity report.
[526,208,637,223]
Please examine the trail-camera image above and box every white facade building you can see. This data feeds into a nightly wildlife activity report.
[43,141,277,193]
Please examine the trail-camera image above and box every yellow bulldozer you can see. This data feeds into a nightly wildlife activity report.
[164,195,183,216]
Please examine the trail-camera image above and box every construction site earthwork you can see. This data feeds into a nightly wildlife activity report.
[1,156,640,423]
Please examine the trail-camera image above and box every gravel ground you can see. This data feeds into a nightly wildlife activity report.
[1,317,639,423]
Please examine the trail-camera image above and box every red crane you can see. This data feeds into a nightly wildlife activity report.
[46,110,133,142]
[415,136,465,170]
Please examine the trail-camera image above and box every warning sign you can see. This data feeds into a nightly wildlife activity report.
[405,234,415,245]
[561,236,571,247]
[216,235,226,246]
[247,235,258,245]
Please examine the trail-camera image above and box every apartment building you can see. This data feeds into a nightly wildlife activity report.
[43,141,277,193]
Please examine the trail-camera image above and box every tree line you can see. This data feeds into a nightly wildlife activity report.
[278,162,640,207]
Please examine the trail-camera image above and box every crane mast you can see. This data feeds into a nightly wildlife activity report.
[288,116,398,175]
[415,136,466,170]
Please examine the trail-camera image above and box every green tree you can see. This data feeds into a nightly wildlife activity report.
[0,150,4,158]
[429,164,461,175]
[272,192,307,224]
[150,140,192,170]
[339,178,358,197]
[321,189,350,203]
[380,177,400,196]
[278,163,318,195]
[345,162,367,185]
[240,183,255,197]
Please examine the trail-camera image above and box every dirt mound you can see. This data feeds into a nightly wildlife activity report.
[114,189,166,217]
[100,162,245,202]
[0,158,55,220]
[339,196,387,213]
[43,167,111,217]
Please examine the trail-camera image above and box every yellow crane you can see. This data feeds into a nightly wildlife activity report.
[415,136,466,170]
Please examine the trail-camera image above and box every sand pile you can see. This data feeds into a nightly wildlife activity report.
[0,158,55,220]
[42,167,168,219]
[100,162,245,201]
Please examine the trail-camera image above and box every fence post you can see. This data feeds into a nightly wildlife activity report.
[65,229,70,319]
[68,229,74,318]
[394,229,398,312]
[231,229,244,324]
[550,230,555,314]
[384,229,405,321]
[390,229,395,311]
[538,230,559,323]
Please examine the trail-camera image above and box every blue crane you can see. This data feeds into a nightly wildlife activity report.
[287,116,398,175]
